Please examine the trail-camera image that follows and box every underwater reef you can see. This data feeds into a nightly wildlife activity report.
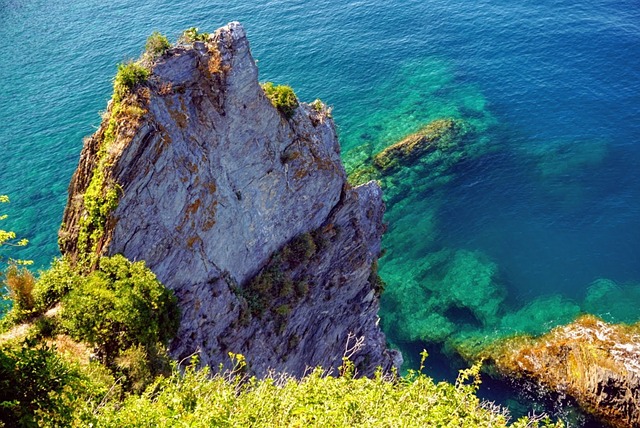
[342,85,640,425]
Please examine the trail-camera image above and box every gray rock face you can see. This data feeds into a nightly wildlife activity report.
[60,22,400,376]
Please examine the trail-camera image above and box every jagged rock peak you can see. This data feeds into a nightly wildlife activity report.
[59,22,401,377]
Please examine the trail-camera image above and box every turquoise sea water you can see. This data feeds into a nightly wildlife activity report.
[1,0,639,422]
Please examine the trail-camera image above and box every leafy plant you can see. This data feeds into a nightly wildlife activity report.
[180,27,209,43]
[0,195,31,266]
[262,82,299,118]
[76,57,148,261]
[32,257,82,312]
[2,265,36,322]
[89,355,563,427]
[0,340,80,427]
[60,255,179,365]
[113,61,150,102]
[145,31,171,59]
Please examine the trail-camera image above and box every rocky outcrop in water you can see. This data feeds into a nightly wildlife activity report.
[486,315,640,427]
[372,118,467,171]
[59,22,400,376]
[345,117,475,206]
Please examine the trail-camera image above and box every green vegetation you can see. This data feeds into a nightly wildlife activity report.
[60,255,179,368]
[0,253,180,426]
[368,260,386,295]
[241,232,318,318]
[76,58,149,262]
[91,354,561,428]
[180,27,209,43]
[262,82,299,118]
[0,195,31,266]
[0,339,87,427]
[310,98,324,112]
[77,174,120,262]
[0,331,563,427]
[113,61,150,103]
[145,31,171,59]
[32,257,81,312]
[2,255,178,363]
[1,246,560,427]
[1,266,36,324]
[1,195,34,324]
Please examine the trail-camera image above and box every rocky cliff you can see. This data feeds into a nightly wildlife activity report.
[485,315,640,427]
[59,22,400,376]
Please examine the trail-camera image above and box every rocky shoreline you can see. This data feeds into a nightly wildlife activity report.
[484,315,640,427]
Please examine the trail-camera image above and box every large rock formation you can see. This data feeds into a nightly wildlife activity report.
[485,315,640,427]
[59,22,400,376]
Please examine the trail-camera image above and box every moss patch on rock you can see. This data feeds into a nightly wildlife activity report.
[76,63,149,265]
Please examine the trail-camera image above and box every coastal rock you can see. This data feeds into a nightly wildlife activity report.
[486,315,640,427]
[372,118,467,171]
[59,22,400,376]
[346,117,472,203]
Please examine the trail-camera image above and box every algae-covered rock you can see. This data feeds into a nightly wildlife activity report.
[347,117,471,188]
[380,248,506,346]
[584,279,640,324]
[485,315,640,428]
[373,118,467,172]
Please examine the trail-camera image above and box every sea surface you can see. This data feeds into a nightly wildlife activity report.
[1,0,639,423]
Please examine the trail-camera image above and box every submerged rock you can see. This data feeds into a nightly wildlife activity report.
[59,22,400,376]
[485,315,640,427]
[346,117,472,202]
[373,118,467,171]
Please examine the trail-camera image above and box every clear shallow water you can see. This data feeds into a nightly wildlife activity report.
[1,0,639,422]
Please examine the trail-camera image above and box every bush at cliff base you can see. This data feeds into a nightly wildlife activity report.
[0,339,564,427]
[0,249,563,427]
[90,355,562,428]
[60,254,179,365]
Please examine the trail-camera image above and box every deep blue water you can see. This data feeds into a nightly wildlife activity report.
[1,0,639,423]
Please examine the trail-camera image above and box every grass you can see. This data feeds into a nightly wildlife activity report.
[113,61,150,103]
[90,356,562,428]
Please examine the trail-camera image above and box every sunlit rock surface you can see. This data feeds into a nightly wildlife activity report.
[59,22,400,377]
[486,315,640,428]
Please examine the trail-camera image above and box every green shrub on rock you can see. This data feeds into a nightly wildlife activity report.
[179,27,209,43]
[60,255,179,365]
[262,82,299,118]
[145,31,171,59]
[32,257,82,312]
[113,61,150,102]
